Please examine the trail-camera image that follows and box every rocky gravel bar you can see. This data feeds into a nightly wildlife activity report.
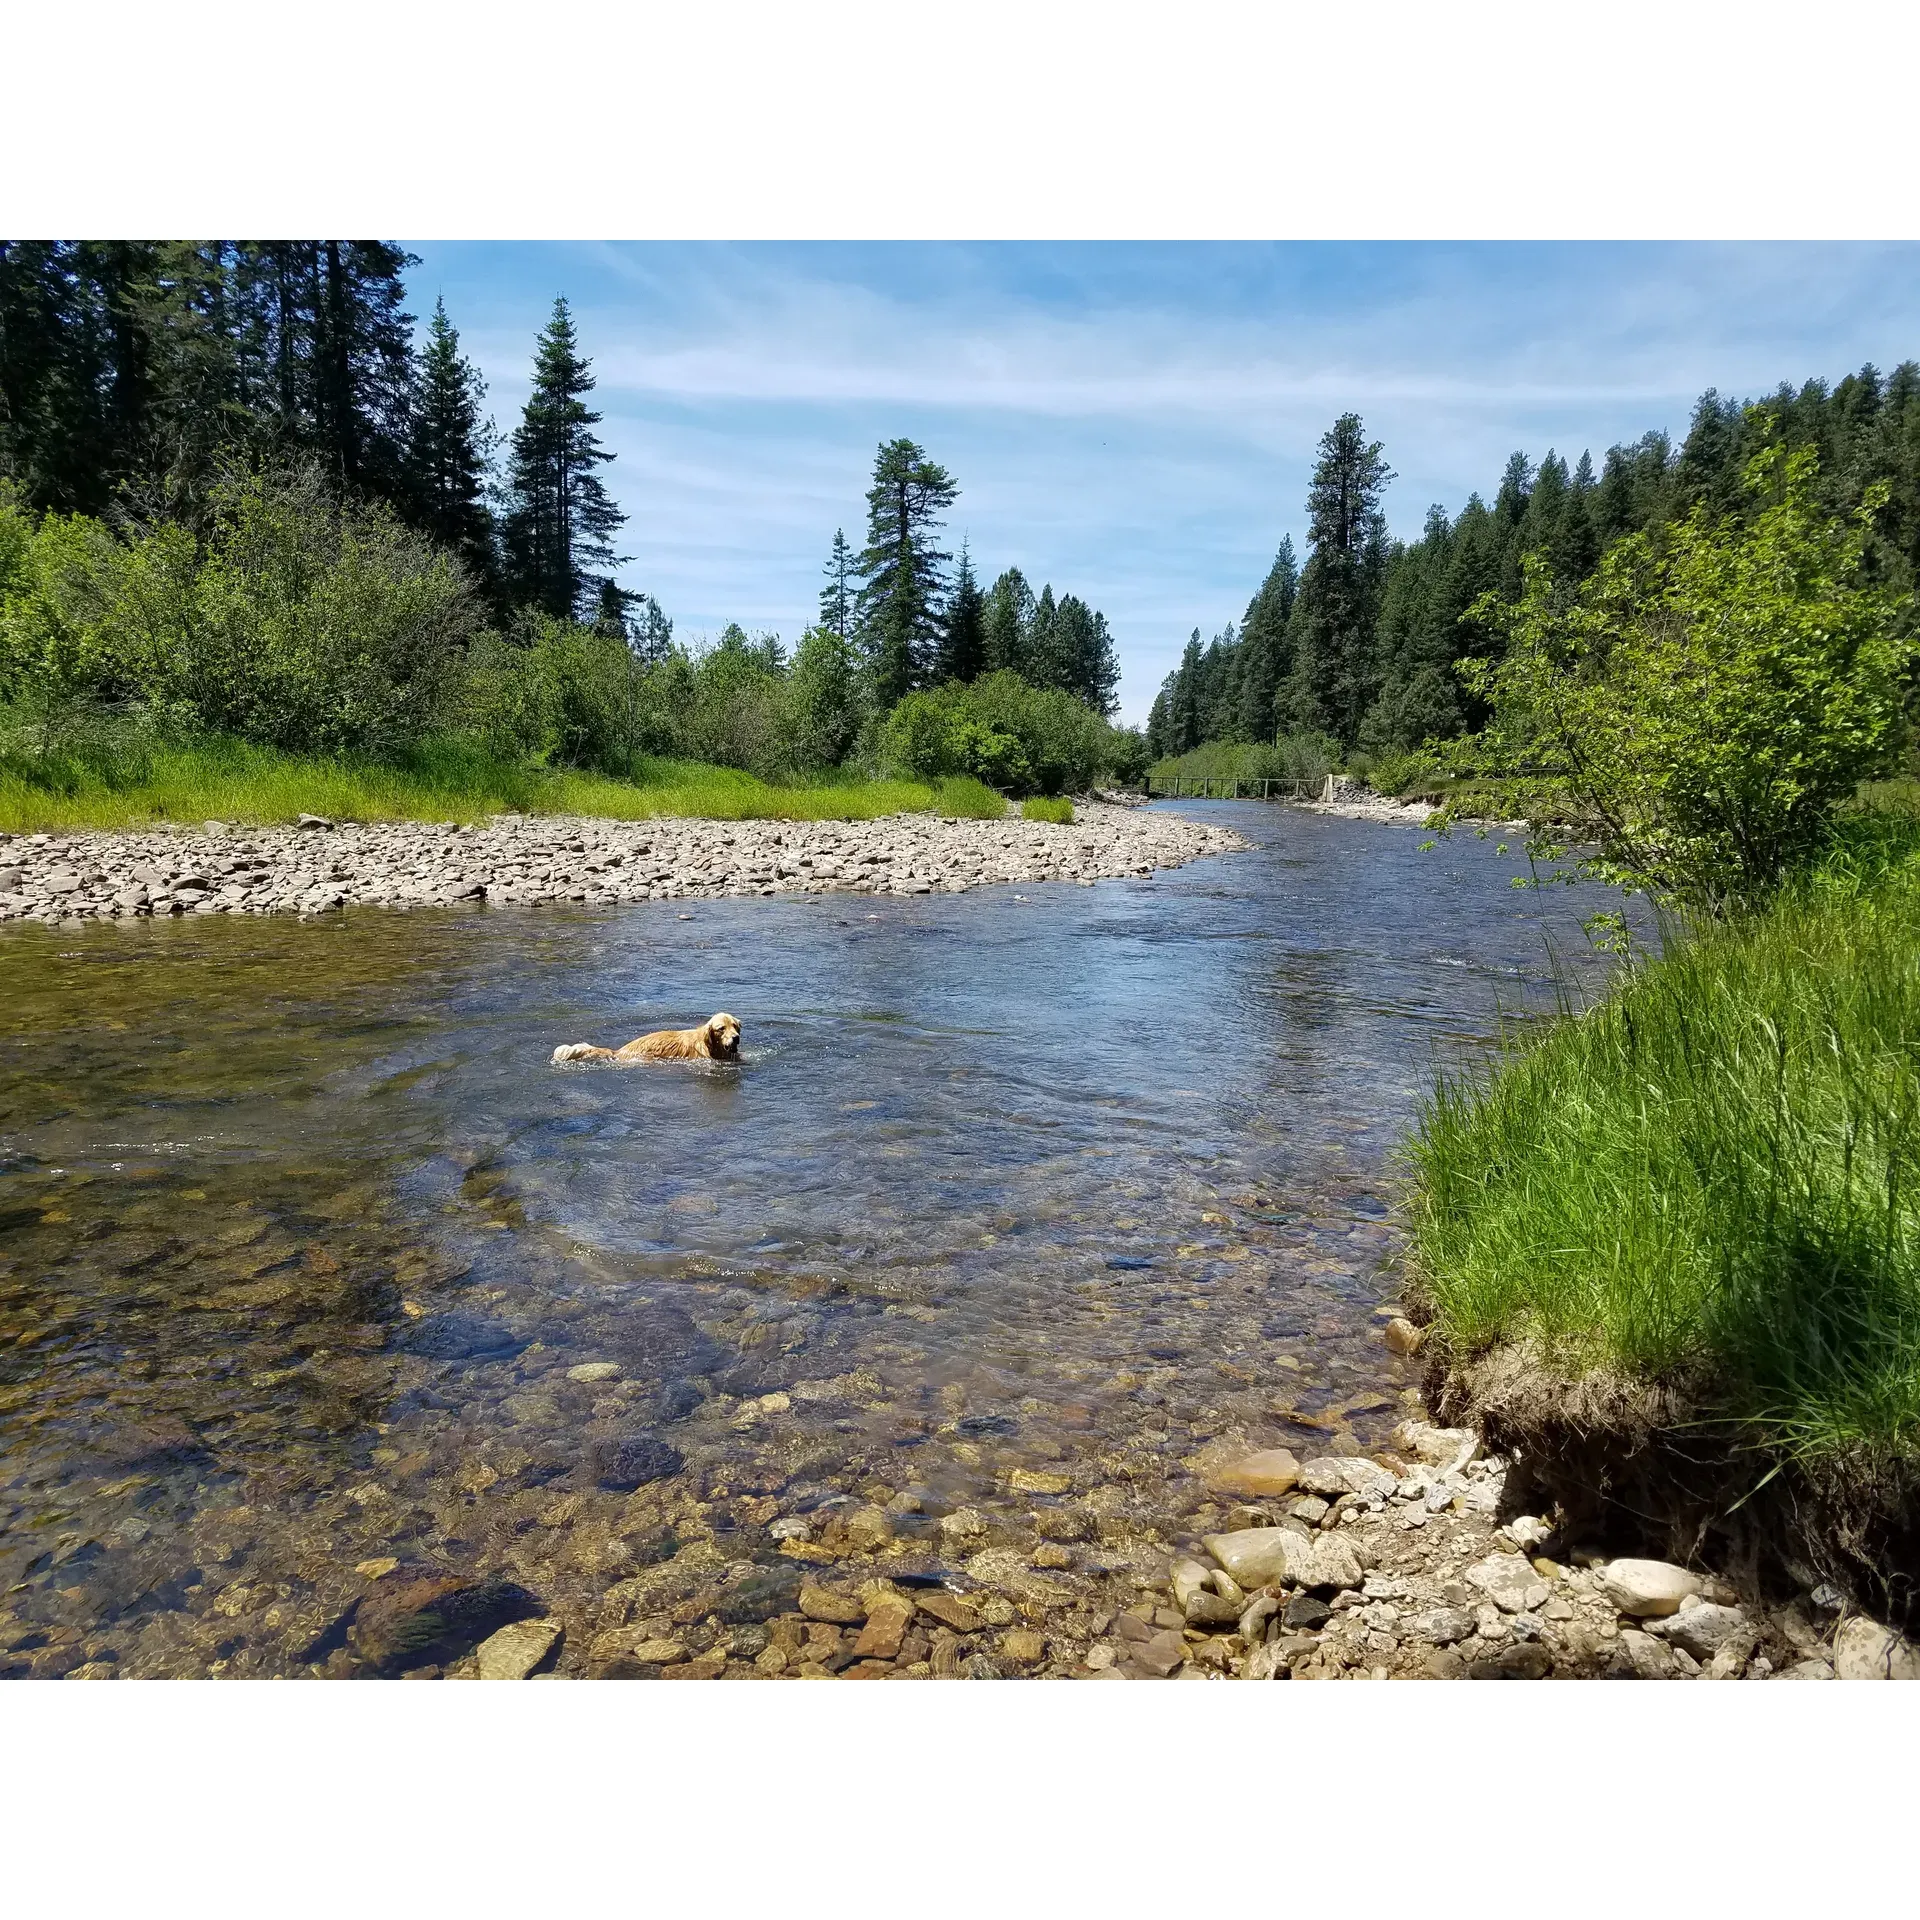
[0,801,1247,925]
[1097,1420,1903,1681]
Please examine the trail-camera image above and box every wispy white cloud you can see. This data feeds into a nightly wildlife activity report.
[409,242,1920,722]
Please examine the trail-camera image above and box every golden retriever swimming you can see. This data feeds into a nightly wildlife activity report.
[552,1012,740,1067]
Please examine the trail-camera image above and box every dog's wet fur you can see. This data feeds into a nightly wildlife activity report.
[552,1012,740,1067]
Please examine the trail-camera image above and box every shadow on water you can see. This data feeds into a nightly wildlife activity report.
[0,803,1641,1675]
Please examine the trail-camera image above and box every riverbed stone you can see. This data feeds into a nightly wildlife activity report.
[1201,1448,1301,1498]
[799,1582,866,1625]
[1203,1527,1303,1589]
[1600,1559,1703,1617]
[1657,1602,1749,1661]
[853,1593,916,1660]
[916,1592,984,1634]
[1833,1616,1920,1679]
[474,1618,562,1679]
[1298,1456,1397,1501]
[1466,1554,1550,1615]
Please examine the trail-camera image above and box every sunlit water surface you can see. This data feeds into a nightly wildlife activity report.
[0,804,1632,1675]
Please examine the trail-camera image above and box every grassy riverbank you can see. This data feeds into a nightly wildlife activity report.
[0,732,951,832]
[1409,810,1920,1519]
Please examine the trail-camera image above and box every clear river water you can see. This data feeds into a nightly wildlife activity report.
[0,803,1631,1677]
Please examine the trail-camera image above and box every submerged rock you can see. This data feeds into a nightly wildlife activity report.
[591,1433,685,1491]
[475,1618,562,1679]
[405,1312,526,1363]
[342,1574,543,1674]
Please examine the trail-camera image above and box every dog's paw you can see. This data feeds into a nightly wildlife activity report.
[551,1043,593,1065]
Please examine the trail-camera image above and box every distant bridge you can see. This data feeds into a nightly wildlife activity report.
[1144,774,1328,801]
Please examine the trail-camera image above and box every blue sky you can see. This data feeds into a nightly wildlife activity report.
[405,242,1920,725]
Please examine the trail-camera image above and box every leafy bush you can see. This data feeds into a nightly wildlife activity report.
[1022,794,1074,824]
[1460,444,1916,912]
[1365,746,1439,796]
[1099,723,1153,786]
[933,775,1007,819]
[881,670,1107,795]
[0,466,483,758]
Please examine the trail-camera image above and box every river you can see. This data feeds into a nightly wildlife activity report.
[0,803,1631,1677]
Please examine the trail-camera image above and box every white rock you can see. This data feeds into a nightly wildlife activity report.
[1406,1606,1475,1646]
[1298,1456,1397,1501]
[1660,1602,1749,1661]
[1503,1515,1554,1552]
[474,1618,562,1679]
[1203,1528,1304,1589]
[1465,1554,1550,1615]
[1169,1556,1214,1613]
[1392,1420,1477,1470]
[1833,1616,1920,1680]
[1599,1558,1703,1617]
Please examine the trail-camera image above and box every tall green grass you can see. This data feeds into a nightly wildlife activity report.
[0,729,936,831]
[932,775,1008,820]
[1409,811,1920,1462]
[1021,795,1074,824]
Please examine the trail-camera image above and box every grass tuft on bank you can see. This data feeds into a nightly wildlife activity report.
[0,730,936,832]
[1409,810,1920,1468]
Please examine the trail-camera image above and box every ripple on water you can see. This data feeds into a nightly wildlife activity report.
[0,806,1641,1676]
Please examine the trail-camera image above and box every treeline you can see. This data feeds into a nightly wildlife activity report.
[816,437,1120,715]
[0,242,1136,796]
[1150,362,1920,762]
[0,240,636,629]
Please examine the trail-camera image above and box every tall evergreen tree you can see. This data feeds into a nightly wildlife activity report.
[406,296,495,587]
[1283,413,1393,744]
[227,241,417,497]
[819,526,855,637]
[854,437,957,708]
[937,538,986,681]
[1235,535,1299,741]
[501,297,627,621]
[982,566,1034,674]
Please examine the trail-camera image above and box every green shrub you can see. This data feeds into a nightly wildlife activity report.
[934,774,1007,819]
[1366,746,1438,796]
[880,671,1104,796]
[1022,794,1073,824]
[1459,444,1915,912]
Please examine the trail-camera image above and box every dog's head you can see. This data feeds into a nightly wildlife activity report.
[705,1012,741,1059]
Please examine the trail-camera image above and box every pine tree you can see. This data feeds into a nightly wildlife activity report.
[1236,535,1299,741]
[854,437,958,708]
[630,592,674,665]
[982,567,1034,674]
[1026,583,1062,686]
[227,241,417,497]
[1283,413,1393,745]
[407,296,496,587]
[937,538,986,681]
[819,527,855,637]
[501,296,628,621]
[1549,449,1601,582]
